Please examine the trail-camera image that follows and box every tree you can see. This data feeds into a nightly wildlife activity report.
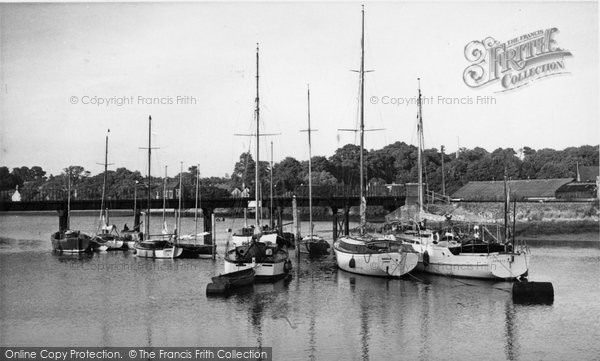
[328,144,364,186]
[273,157,303,192]
[0,166,19,190]
[310,156,331,173]
[230,152,256,191]
[63,166,90,189]
[230,152,269,196]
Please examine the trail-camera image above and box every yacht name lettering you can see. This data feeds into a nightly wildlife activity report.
[463,27,572,91]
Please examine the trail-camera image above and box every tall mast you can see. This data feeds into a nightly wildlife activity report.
[146,115,152,238]
[307,84,313,237]
[359,5,366,233]
[255,43,261,229]
[417,78,424,215]
[162,166,167,228]
[270,141,274,229]
[100,130,109,228]
[178,162,183,236]
[67,167,71,230]
[441,145,446,196]
[504,167,510,242]
[195,164,200,242]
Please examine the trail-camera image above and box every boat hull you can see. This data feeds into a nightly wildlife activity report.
[178,244,215,259]
[135,247,183,259]
[92,234,125,251]
[134,240,183,259]
[334,242,418,277]
[211,268,255,288]
[411,243,529,279]
[302,236,330,256]
[224,239,292,280]
[224,257,289,280]
[121,231,142,250]
[51,231,92,253]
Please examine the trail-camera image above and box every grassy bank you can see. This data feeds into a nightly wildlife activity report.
[514,219,599,237]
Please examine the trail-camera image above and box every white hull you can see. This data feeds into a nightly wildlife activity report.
[106,240,124,249]
[96,245,109,252]
[135,246,183,259]
[223,259,287,279]
[61,249,88,254]
[334,244,418,277]
[410,243,529,279]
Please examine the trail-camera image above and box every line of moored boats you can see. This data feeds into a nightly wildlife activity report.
[52,5,531,295]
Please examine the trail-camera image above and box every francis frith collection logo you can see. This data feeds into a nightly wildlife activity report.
[463,28,572,91]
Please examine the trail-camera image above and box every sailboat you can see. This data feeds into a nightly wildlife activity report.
[91,130,124,251]
[121,180,143,249]
[300,85,330,256]
[175,162,214,258]
[50,167,93,253]
[333,6,419,278]
[259,141,295,249]
[223,44,292,280]
[134,116,184,259]
[397,81,529,280]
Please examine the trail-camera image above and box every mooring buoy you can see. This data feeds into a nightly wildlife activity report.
[512,281,554,304]
[206,282,229,295]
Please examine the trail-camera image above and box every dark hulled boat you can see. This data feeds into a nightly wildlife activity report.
[302,235,330,256]
[51,230,93,253]
[206,268,256,294]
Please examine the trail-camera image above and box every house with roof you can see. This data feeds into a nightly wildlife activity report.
[555,165,599,200]
[164,179,180,199]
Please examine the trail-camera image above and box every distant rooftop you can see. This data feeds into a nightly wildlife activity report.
[451,178,573,201]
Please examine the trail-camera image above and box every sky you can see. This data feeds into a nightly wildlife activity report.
[1,1,598,178]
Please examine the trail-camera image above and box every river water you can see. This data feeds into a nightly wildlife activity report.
[0,212,599,360]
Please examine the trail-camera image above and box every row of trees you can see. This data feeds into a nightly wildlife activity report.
[1,144,598,198]
[230,143,598,196]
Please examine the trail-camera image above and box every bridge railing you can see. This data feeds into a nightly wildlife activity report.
[293,184,406,198]
[0,188,106,202]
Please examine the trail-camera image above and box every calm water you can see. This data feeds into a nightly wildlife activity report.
[1,213,599,360]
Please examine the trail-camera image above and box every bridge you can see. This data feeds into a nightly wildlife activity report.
[0,185,409,240]
[0,184,407,212]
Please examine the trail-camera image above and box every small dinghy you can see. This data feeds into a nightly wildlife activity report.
[302,235,330,256]
[206,268,255,295]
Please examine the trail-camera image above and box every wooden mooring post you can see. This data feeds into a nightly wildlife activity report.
[276,206,283,234]
[211,213,216,260]
[202,207,213,246]
[332,207,338,241]
[133,210,141,232]
[344,204,350,236]
[292,196,301,258]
